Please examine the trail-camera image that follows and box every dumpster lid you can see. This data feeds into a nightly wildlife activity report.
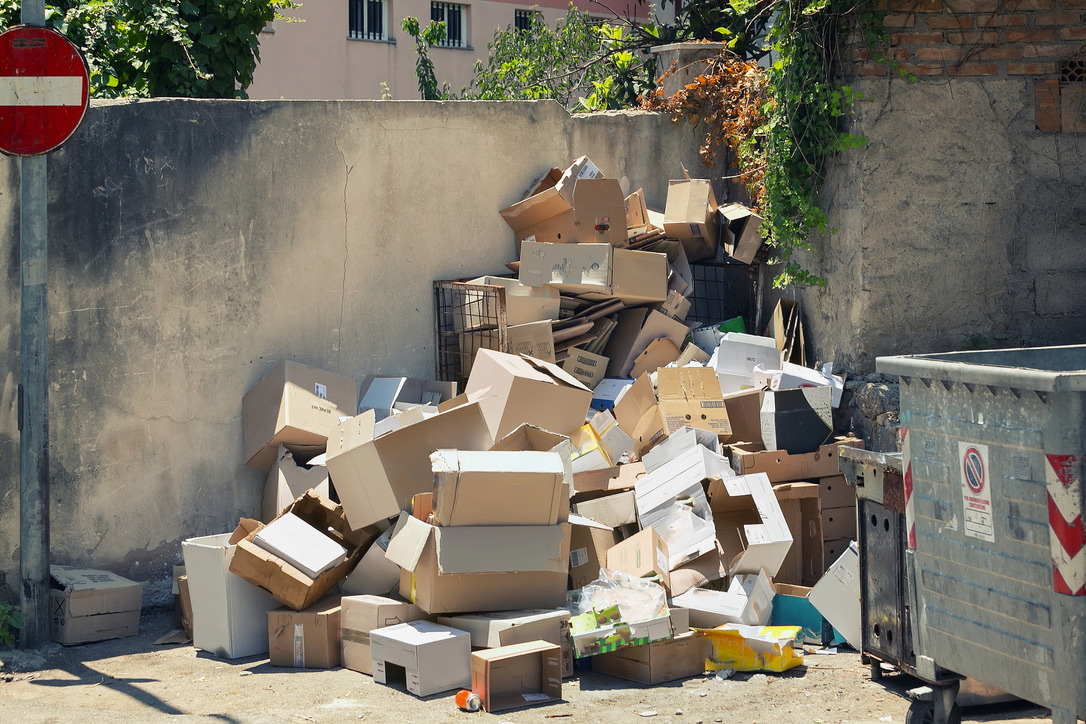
[877,344,1086,393]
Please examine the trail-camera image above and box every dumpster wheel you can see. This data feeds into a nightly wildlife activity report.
[906,699,961,724]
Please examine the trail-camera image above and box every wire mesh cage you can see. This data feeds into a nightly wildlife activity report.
[434,279,509,388]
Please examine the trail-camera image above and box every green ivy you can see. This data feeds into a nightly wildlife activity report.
[0,601,23,649]
[0,0,299,98]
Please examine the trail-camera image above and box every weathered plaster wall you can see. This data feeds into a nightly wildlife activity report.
[0,99,714,600]
[800,75,1086,373]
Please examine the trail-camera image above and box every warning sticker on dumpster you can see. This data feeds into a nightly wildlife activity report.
[959,442,995,542]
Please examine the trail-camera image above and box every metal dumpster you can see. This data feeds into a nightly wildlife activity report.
[878,345,1086,724]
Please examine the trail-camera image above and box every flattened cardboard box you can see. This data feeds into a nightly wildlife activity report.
[728,436,864,483]
[325,402,494,530]
[50,566,143,645]
[518,241,611,295]
[385,513,571,615]
[465,349,592,441]
[431,449,565,527]
[229,491,376,611]
[604,308,690,378]
[592,631,709,685]
[268,597,342,669]
[242,360,358,471]
[561,348,610,390]
[341,595,429,676]
[473,640,563,713]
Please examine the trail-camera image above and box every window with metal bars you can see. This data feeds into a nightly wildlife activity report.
[514,9,533,32]
[349,0,388,41]
[431,2,466,48]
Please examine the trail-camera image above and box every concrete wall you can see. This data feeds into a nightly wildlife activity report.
[0,99,713,601]
[799,75,1086,374]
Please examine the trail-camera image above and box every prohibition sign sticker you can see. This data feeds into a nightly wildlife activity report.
[959,441,995,542]
[0,25,90,156]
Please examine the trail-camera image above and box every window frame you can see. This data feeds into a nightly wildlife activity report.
[430,1,468,49]
[349,0,391,42]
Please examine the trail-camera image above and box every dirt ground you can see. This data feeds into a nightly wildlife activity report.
[0,608,1055,724]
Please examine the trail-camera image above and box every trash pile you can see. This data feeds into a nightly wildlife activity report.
[55,156,869,713]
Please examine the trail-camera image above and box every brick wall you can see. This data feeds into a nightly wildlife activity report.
[852,0,1086,130]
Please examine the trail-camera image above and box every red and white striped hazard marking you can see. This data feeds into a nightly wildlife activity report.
[902,427,916,549]
[1045,454,1085,595]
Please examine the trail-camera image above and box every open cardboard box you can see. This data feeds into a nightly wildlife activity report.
[471,640,563,713]
[727,436,864,483]
[592,630,710,685]
[229,491,377,611]
[431,449,566,527]
[707,472,793,578]
[262,444,329,523]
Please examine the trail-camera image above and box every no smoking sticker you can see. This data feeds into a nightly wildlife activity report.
[959,441,995,542]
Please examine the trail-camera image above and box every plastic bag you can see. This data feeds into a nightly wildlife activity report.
[570,568,667,624]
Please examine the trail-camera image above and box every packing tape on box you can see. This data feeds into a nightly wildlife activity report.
[294,623,305,668]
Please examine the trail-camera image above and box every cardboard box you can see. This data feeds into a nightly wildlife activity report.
[182,533,280,659]
[605,308,690,378]
[641,426,720,472]
[471,640,563,713]
[518,241,612,295]
[625,187,654,235]
[572,610,673,658]
[461,275,561,329]
[727,436,864,483]
[498,157,601,244]
[462,320,556,370]
[229,491,376,611]
[591,631,709,684]
[700,624,803,673]
[341,595,428,676]
[385,514,571,614]
[370,621,472,697]
[671,569,774,627]
[818,475,856,509]
[242,360,358,471]
[629,337,681,379]
[719,202,764,265]
[341,527,400,597]
[325,402,494,530]
[606,528,671,592]
[431,449,566,527]
[821,505,857,541]
[442,609,574,680]
[808,541,860,649]
[263,445,330,523]
[613,373,667,458]
[772,482,823,587]
[464,349,592,441]
[591,248,668,304]
[252,511,348,579]
[268,597,342,668]
[658,289,692,322]
[707,472,793,577]
[591,378,634,412]
[822,538,852,572]
[49,566,142,645]
[668,546,728,597]
[760,387,833,455]
[177,574,193,639]
[572,462,645,500]
[656,367,733,442]
[489,424,572,522]
[573,178,629,247]
[721,388,764,446]
[714,332,781,394]
[569,513,618,589]
[573,489,638,531]
[663,178,719,262]
[570,424,612,473]
[561,348,610,390]
[588,410,635,464]
[765,361,844,409]
[763,299,805,367]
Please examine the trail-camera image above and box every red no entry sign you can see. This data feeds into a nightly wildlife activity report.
[0,25,89,156]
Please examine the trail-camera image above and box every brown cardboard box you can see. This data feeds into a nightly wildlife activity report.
[385,514,571,614]
[50,566,143,645]
[325,402,493,530]
[821,506,857,541]
[177,574,193,639]
[465,349,592,441]
[471,640,562,713]
[604,308,690,378]
[518,241,611,295]
[629,337,681,380]
[431,449,566,527]
[172,564,186,628]
[721,388,764,445]
[727,436,864,483]
[268,597,342,668]
[489,424,572,523]
[572,489,638,531]
[818,475,857,509]
[263,445,330,523]
[663,178,719,262]
[439,609,573,679]
[498,156,605,245]
[569,514,618,589]
[459,275,561,330]
[591,631,709,684]
[822,538,852,572]
[560,348,610,390]
[656,367,733,442]
[588,248,668,304]
[606,528,671,592]
[763,298,805,366]
[242,360,358,471]
[719,202,764,265]
[613,373,667,458]
[668,546,728,597]
[340,594,428,676]
[572,462,645,500]
[572,178,629,247]
[228,491,376,611]
[773,482,824,587]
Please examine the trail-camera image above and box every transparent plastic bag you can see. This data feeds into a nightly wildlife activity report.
[571,568,667,623]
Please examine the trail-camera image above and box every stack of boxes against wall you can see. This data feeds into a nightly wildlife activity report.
[165,155,862,706]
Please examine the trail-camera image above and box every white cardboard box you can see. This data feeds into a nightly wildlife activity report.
[808,541,860,650]
[181,533,280,659]
[707,472,794,578]
[671,569,774,628]
[369,621,472,697]
[714,333,782,394]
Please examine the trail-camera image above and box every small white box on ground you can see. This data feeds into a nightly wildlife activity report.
[369,620,472,697]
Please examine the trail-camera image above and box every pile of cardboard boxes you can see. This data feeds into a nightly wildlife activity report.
[56,156,867,713]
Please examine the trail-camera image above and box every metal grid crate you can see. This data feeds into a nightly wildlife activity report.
[434,279,509,389]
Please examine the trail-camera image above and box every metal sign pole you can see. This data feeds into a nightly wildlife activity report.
[19,0,51,648]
